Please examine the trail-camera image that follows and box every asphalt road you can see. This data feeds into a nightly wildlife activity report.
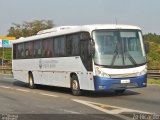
[0,74,160,120]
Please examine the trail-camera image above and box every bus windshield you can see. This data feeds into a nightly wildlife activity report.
[93,30,146,68]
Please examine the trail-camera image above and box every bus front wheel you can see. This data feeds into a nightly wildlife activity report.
[71,75,81,96]
[29,73,35,89]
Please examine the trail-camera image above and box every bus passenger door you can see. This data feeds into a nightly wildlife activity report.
[80,40,89,70]
[80,39,93,71]
[80,39,94,90]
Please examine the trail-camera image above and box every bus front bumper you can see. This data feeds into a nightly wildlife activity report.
[94,74,147,91]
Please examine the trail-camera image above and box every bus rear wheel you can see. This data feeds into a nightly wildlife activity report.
[71,75,81,96]
[29,73,35,89]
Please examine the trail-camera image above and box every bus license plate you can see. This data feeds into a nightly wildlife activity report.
[121,79,130,84]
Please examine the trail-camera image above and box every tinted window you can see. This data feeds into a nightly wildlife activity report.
[33,40,42,58]
[42,38,53,58]
[54,36,66,56]
[24,42,33,58]
[13,44,17,59]
[66,34,80,56]
[14,32,91,59]
[16,43,24,59]
[80,32,90,40]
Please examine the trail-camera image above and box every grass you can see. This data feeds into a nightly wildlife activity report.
[148,79,160,85]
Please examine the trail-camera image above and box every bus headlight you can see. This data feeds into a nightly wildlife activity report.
[95,67,110,78]
[138,69,147,76]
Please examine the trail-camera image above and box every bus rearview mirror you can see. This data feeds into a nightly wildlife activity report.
[144,42,149,54]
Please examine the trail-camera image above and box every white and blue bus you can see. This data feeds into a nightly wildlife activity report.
[12,24,147,95]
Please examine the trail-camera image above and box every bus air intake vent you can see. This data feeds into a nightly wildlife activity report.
[109,73,138,78]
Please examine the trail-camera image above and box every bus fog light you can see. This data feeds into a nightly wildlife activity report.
[142,83,146,86]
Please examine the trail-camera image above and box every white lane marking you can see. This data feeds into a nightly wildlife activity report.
[72,99,129,120]
[73,99,121,114]
[39,93,58,98]
[0,85,59,97]
[73,99,152,114]
[0,85,11,89]
[72,99,152,120]
[16,89,30,93]
[2,77,13,80]
[61,109,81,114]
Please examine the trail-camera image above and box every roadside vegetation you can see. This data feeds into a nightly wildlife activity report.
[148,79,160,85]
[144,33,160,69]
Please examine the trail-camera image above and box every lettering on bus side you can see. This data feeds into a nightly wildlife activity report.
[39,60,58,69]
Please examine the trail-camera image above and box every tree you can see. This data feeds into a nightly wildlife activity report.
[144,33,160,43]
[7,20,55,39]
[144,33,160,69]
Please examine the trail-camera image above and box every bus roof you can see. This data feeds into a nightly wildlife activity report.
[13,24,141,44]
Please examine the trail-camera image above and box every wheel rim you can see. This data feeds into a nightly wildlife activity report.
[72,80,78,90]
[29,76,33,86]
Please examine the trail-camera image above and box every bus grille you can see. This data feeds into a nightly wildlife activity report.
[111,82,138,89]
[109,73,138,78]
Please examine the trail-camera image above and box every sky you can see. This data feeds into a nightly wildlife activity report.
[0,0,160,35]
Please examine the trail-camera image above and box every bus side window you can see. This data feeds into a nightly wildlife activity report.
[66,35,72,56]
[24,41,33,59]
[33,49,37,56]
[34,40,42,58]
[25,49,29,57]
[13,44,17,59]
[42,38,53,58]
[54,36,66,57]
[66,33,80,56]
[17,43,24,59]
[21,49,24,58]
[38,49,42,56]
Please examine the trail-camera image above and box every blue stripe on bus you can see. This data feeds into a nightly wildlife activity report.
[94,74,147,91]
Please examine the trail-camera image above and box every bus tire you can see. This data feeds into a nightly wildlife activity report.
[71,75,81,96]
[29,73,35,89]
[115,89,125,94]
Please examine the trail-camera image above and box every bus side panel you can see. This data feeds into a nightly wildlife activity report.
[40,72,70,88]
[12,70,28,83]
[32,71,42,84]
[12,59,40,84]
[77,72,95,91]
[12,57,95,91]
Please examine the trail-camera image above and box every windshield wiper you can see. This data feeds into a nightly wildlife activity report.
[123,40,137,65]
[110,51,118,66]
[126,52,137,65]
[111,36,138,66]
[110,45,119,66]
